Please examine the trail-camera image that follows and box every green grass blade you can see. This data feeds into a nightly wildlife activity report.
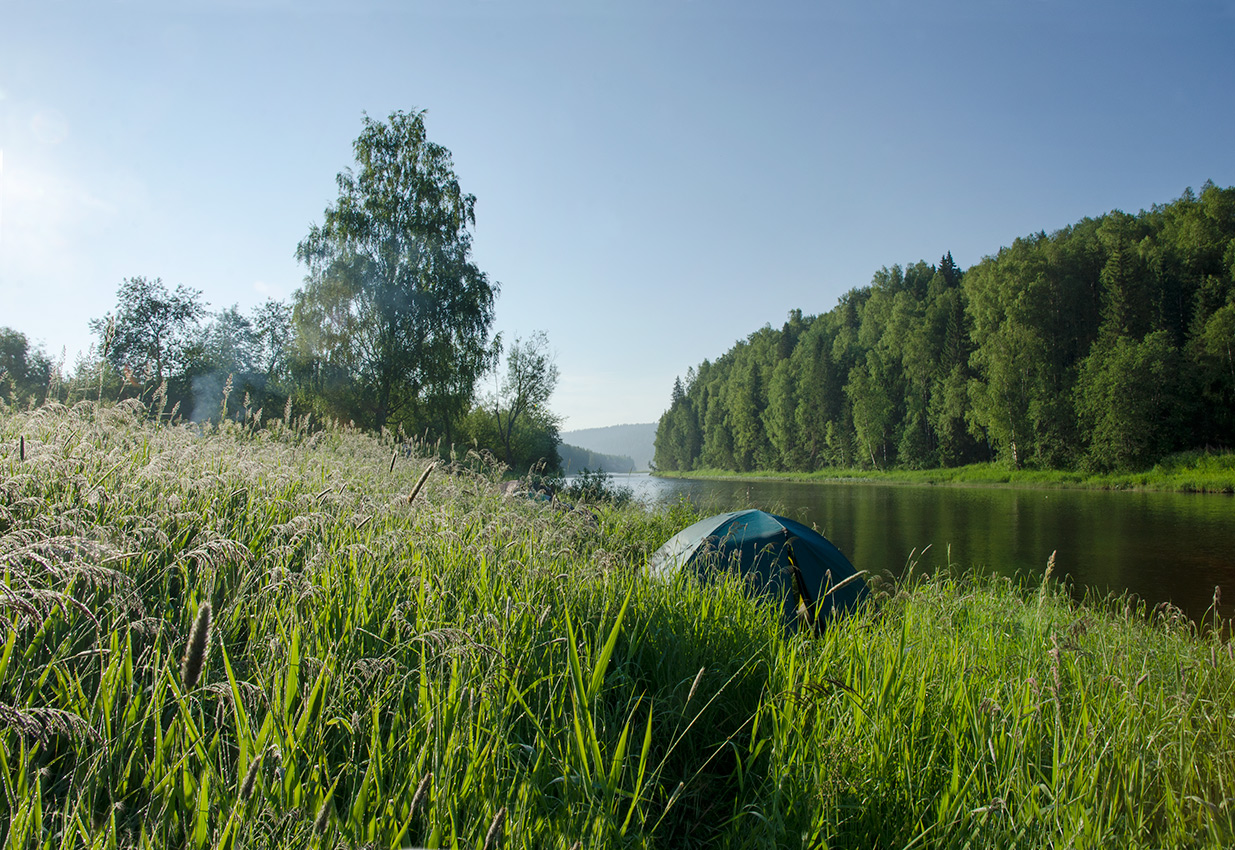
[589,582,633,702]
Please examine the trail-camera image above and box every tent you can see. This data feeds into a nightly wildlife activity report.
[649,509,867,629]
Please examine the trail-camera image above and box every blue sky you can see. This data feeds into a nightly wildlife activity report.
[3,0,1233,429]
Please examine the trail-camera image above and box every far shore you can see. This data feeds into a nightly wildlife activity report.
[651,453,1235,494]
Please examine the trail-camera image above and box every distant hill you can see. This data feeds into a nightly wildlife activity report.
[560,423,657,471]
[558,444,636,475]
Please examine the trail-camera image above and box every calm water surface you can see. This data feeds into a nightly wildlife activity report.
[603,473,1235,623]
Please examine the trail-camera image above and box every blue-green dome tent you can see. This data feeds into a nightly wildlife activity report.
[649,509,867,629]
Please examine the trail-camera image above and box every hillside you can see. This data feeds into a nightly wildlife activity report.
[561,422,657,470]
[558,442,637,474]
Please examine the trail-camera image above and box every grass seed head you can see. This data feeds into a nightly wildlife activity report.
[0,703,96,743]
[410,771,432,817]
[686,666,706,705]
[180,601,213,690]
[482,807,506,850]
[408,462,435,504]
[220,374,233,421]
[239,748,264,800]
[313,794,332,834]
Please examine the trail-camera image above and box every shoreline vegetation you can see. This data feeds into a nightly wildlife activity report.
[653,450,1235,494]
[3,400,1234,847]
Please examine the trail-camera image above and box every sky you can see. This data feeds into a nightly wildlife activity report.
[2,0,1234,431]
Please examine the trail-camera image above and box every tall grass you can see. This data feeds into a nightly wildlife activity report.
[1,399,1232,847]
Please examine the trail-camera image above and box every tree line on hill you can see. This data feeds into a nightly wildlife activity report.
[0,111,564,475]
[655,183,1235,474]
[560,423,657,471]
[558,443,637,475]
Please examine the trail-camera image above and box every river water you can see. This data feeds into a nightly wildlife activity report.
[601,473,1235,624]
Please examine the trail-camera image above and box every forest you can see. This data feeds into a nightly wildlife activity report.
[655,183,1235,474]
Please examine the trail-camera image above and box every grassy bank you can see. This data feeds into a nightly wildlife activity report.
[2,400,1233,848]
[658,451,1235,494]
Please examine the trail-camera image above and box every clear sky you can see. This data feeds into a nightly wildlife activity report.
[3,0,1233,430]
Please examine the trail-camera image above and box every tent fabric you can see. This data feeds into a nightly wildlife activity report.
[649,509,867,628]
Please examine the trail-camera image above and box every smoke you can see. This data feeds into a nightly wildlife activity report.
[191,372,226,423]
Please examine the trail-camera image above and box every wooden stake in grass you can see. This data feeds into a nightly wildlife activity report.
[180,602,212,691]
[408,462,435,504]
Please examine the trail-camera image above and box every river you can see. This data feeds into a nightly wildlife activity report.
[599,472,1235,624]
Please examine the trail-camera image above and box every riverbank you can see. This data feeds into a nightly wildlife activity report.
[3,401,1234,847]
[655,450,1235,494]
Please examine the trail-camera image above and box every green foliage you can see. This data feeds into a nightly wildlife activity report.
[559,467,633,506]
[846,351,896,469]
[454,400,561,475]
[80,279,294,425]
[1076,331,1188,471]
[0,327,53,407]
[1192,293,1235,440]
[654,378,702,472]
[966,321,1043,468]
[491,331,561,469]
[185,300,295,423]
[3,400,1234,847]
[293,109,499,436]
[88,275,207,391]
[658,186,1235,475]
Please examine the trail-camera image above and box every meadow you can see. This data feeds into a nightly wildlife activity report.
[2,399,1233,848]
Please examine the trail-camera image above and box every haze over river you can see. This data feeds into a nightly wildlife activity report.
[606,473,1235,624]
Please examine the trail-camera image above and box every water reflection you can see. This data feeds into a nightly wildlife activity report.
[608,473,1235,624]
